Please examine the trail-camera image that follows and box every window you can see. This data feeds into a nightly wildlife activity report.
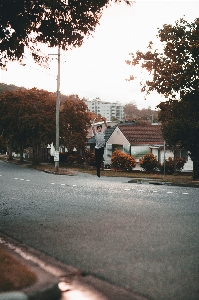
[175,150,188,161]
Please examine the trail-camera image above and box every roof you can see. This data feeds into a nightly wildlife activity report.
[118,124,164,145]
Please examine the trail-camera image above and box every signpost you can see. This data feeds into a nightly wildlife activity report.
[54,150,59,162]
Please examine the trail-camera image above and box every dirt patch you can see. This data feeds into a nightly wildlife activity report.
[45,168,78,176]
[0,247,37,292]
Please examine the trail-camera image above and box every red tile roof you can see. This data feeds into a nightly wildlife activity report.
[118,124,164,145]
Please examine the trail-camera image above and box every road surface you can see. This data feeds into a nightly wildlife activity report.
[0,161,199,300]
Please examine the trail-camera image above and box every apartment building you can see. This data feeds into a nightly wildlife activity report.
[84,98,124,121]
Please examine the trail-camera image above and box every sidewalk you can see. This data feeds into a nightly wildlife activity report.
[0,232,149,300]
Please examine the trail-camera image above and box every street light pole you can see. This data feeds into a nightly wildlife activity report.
[55,46,60,171]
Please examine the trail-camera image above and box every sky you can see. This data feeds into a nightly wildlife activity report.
[1,0,199,109]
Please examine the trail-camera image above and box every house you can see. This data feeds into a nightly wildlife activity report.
[87,122,193,171]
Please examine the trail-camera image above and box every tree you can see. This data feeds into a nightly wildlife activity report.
[126,18,199,179]
[60,94,92,154]
[124,102,158,123]
[158,90,199,179]
[0,88,56,161]
[126,18,199,98]
[0,83,22,94]
[0,0,130,67]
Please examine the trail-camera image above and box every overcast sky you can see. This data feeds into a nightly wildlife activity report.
[1,0,199,109]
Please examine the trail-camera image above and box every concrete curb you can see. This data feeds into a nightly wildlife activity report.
[0,232,150,300]
[128,178,199,188]
[0,232,78,300]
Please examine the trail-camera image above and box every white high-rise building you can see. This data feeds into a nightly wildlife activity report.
[84,98,124,121]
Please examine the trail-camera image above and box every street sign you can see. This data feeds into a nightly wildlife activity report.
[54,151,59,162]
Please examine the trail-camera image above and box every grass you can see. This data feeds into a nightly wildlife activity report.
[0,155,198,186]
[32,163,199,186]
[0,247,37,292]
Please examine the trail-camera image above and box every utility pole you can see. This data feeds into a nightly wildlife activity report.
[55,46,61,171]
[163,140,166,179]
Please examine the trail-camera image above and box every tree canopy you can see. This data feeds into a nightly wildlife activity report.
[126,18,199,179]
[0,88,56,161]
[0,83,23,93]
[0,89,93,162]
[158,90,199,179]
[124,102,158,123]
[0,0,130,67]
[126,18,199,98]
[60,94,92,153]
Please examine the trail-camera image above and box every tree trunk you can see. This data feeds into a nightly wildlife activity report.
[19,143,24,162]
[192,157,199,180]
[8,139,13,160]
[32,143,41,164]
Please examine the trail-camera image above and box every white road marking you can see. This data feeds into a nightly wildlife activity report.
[10,177,193,197]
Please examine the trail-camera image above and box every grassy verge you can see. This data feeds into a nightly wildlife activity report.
[0,155,198,186]
[0,247,37,292]
[33,163,198,186]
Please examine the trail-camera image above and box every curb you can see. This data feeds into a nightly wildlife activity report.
[0,232,78,300]
[128,178,199,188]
[0,232,150,300]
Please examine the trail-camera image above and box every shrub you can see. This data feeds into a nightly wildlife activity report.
[67,152,83,165]
[139,153,159,172]
[111,150,136,171]
[84,151,96,166]
[59,152,68,163]
[160,156,186,174]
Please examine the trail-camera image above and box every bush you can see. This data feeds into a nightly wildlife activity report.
[111,150,136,171]
[139,153,159,173]
[84,150,96,166]
[67,152,84,165]
[59,152,68,163]
[160,156,186,174]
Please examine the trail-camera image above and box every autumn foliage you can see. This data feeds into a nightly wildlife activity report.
[127,18,199,179]
[0,88,56,161]
[139,153,159,172]
[60,95,92,153]
[0,89,91,162]
[0,0,131,68]
[111,150,136,171]
[159,157,186,175]
[139,153,186,174]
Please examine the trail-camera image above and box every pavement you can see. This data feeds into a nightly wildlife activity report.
[0,232,149,300]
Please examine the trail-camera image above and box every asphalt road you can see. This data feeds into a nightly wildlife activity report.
[0,160,199,300]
